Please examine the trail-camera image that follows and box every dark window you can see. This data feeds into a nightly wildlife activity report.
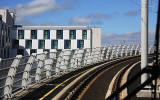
[77,40,84,49]
[30,49,37,55]
[57,30,63,39]
[38,40,45,49]
[12,40,19,48]
[26,40,32,49]
[7,48,10,58]
[31,30,37,39]
[64,40,71,49]
[44,30,50,39]
[51,40,58,49]
[18,30,24,39]
[69,30,76,39]
[17,49,24,56]
[8,29,10,37]
[43,49,50,52]
[82,30,87,39]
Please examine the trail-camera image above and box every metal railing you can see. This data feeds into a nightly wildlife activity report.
[0,45,153,99]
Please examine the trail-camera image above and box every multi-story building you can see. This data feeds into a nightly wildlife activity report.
[0,9,101,58]
[11,26,101,56]
[0,9,14,58]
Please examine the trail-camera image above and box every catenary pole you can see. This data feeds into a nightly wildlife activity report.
[141,0,148,84]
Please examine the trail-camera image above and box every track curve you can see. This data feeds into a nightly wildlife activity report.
[67,56,140,100]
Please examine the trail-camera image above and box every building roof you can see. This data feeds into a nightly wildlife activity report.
[15,25,92,30]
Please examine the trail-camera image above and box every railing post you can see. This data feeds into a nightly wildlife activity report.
[106,46,112,60]
[22,54,36,89]
[45,52,54,78]
[148,45,153,54]
[116,45,121,58]
[125,45,130,56]
[77,59,78,67]
[4,55,22,98]
[135,44,140,56]
[110,45,117,59]
[121,45,125,57]
[35,53,45,83]
[130,45,135,56]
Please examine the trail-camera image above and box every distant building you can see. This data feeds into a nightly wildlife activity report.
[0,9,101,58]
[11,26,101,56]
[0,9,14,58]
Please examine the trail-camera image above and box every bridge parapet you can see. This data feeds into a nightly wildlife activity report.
[0,45,153,99]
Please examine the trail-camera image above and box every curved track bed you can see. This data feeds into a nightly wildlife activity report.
[67,56,140,100]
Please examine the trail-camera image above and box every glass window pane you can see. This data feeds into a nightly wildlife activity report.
[18,30,24,39]
[57,30,63,39]
[64,40,71,49]
[44,30,50,39]
[77,40,84,49]
[30,49,37,55]
[82,30,87,39]
[52,40,58,49]
[26,40,32,49]
[69,30,76,39]
[39,40,45,49]
[31,30,37,39]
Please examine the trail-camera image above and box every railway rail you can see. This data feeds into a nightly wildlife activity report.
[51,56,141,100]
[15,56,140,100]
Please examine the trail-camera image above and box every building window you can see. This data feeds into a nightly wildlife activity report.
[12,40,19,48]
[7,48,10,58]
[57,30,63,39]
[17,49,24,56]
[26,40,32,49]
[43,49,50,52]
[38,40,45,49]
[8,29,10,37]
[44,30,50,39]
[82,30,87,39]
[77,40,84,49]
[18,30,24,39]
[30,49,37,55]
[69,30,76,39]
[64,40,71,49]
[31,30,37,39]
[51,40,58,49]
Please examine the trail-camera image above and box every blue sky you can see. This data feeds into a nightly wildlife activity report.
[0,0,158,45]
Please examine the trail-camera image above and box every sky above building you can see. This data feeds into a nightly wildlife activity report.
[0,0,158,45]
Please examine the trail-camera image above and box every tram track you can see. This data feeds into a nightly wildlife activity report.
[62,56,140,100]
[17,56,141,100]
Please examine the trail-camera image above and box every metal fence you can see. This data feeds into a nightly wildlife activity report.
[0,45,154,99]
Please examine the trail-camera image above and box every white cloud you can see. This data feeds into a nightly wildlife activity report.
[102,29,155,46]
[88,13,112,19]
[124,10,139,16]
[14,0,73,24]
[16,0,56,17]
[70,16,92,25]
[69,13,112,25]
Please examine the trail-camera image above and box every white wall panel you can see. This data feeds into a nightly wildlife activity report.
[84,40,91,48]
[19,40,25,49]
[87,30,91,40]
[24,30,30,39]
[32,40,38,49]
[50,49,57,52]
[58,40,64,49]
[37,30,43,39]
[76,30,82,39]
[63,30,69,39]
[71,40,77,49]
[50,30,56,39]
[45,40,51,49]
[37,49,43,54]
